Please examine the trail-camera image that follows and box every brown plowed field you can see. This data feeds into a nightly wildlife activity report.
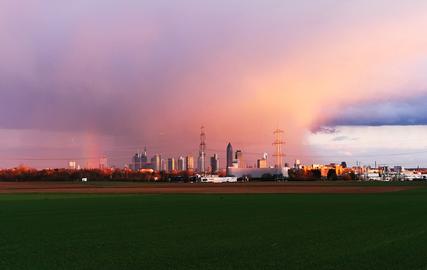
[0,181,419,194]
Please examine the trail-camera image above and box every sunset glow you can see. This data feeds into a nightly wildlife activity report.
[1,0,427,168]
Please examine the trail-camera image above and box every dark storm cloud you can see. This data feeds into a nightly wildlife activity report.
[0,0,297,139]
[321,94,427,127]
[0,1,215,138]
[0,82,130,134]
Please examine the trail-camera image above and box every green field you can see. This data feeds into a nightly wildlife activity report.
[1,189,427,269]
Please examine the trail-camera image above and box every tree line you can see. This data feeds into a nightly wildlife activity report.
[0,166,197,182]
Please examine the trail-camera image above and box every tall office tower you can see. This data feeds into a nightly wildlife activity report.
[186,155,194,171]
[151,154,161,171]
[141,146,148,166]
[273,128,285,168]
[68,161,77,170]
[226,143,233,176]
[210,154,220,174]
[167,158,176,172]
[197,126,206,173]
[235,150,245,168]
[161,159,167,172]
[99,156,108,170]
[132,152,142,171]
[178,156,186,171]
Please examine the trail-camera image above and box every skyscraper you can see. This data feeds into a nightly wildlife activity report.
[132,152,143,171]
[161,159,167,172]
[186,155,194,171]
[151,154,161,171]
[99,156,108,169]
[235,150,245,168]
[68,161,77,170]
[141,146,148,165]
[132,147,148,171]
[198,126,206,173]
[178,156,186,171]
[226,143,233,176]
[167,158,176,172]
[210,154,220,174]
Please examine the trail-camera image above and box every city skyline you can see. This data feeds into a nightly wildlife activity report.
[1,1,427,168]
[2,125,427,170]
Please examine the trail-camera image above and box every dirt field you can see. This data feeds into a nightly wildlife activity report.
[0,181,419,194]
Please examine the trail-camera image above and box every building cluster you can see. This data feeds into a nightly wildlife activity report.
[63,126,427,182]
[358,165,427,181]
[224,142,288,179]
[296,162,427,181]
[124,127,290,180]
[68,156,108,171]
[129,146,195,173]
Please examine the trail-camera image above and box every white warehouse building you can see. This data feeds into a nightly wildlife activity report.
[227,167,289,179]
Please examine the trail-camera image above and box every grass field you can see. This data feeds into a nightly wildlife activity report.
[1,187,427,269]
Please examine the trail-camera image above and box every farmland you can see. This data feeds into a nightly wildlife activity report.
[1,183,427,269]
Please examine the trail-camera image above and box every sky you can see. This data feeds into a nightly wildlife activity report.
[1,0,427,168]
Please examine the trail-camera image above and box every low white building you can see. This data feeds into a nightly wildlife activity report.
[201,176,237,183]
[401,171,424,181]
[367,173,382,181]
[227,167,289,179]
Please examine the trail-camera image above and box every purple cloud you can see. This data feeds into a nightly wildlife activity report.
[320,94,427,127]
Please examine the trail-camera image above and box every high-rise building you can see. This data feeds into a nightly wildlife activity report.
[141,146,148,164]
[186,155,194,171]
[68,161,77,170]
[167,158,176,172]
[151,154,161,171]
[197,156,205,173]
[257,153,268,169]
[198,126,206,173]
[226,143,233,176]
[161,159,167,172]
[210,154,220,174]
[178,156,186,171]
[99,156,108,169]
[132,152,143,171]
[235,150,245,168]
[132,147,149,171]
